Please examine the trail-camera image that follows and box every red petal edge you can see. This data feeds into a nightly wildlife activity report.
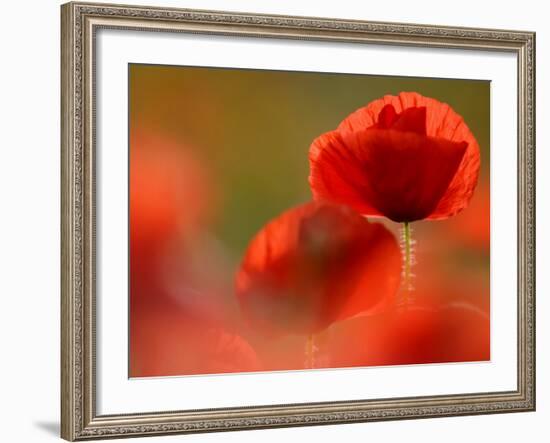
[337,92,481,219]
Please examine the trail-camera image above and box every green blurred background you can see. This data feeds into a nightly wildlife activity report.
[129,64,490,263]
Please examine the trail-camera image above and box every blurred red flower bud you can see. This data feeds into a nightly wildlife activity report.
[328,295,489,368]
[130,298,261,377]
[235,202,401,336]
[130,130,215,299]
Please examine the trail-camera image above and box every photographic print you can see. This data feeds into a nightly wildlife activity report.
[129,64,490,378]
[62,4,535,439]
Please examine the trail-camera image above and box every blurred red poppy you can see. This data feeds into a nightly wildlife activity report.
[443,179,490,251]
[235,202,401,336]
[327,290,489,368]
[309,92,480,223]
[130,129,216,300]
[130,297,261,377]
[325,229,490,369]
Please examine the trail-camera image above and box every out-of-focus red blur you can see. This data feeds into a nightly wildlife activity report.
[235,202,401,337]
[130,129,490,376]
[129,67,490,377]
[130,129,261,377]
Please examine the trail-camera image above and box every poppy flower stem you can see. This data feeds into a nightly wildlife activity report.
[305,334,316,369]
[400,222,415,306]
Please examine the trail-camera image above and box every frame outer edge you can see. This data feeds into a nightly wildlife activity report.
[61,2,77,441]
[532,31,536,411]
[517,30,536,410]
[527,31,536,411]
[60,1,536,439]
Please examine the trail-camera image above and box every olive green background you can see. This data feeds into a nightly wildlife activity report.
[129,64,490,261]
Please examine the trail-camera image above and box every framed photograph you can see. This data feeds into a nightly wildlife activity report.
[61,1,536,440]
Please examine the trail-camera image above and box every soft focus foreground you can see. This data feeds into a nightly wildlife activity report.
[129,65,490,377]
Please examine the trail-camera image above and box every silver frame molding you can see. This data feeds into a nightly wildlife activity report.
[61,2,536,440]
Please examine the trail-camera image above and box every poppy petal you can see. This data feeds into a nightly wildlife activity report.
[338,92,480,220]
[334,221,401,321]
[309,131,383,217]
[311,127,468,222]
[389,106,427,135]
[427,130,480,220]
[376,104,427,136]
[327,294,490,368]
[235,202,401,336]
[130,297,261,377]
[376,104,398,129]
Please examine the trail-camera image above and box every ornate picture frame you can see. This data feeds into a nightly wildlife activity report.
[61,1,535,440]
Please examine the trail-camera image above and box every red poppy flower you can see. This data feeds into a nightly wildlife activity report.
[130,297,261,377]
[335,305,489,367]
[130,130,215,245]
[235,202,401,336]
[309,92,480,223]
[326,240,490,368]
[130,129,215,300]
[443,179,491,251]
[327,292,490,368]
